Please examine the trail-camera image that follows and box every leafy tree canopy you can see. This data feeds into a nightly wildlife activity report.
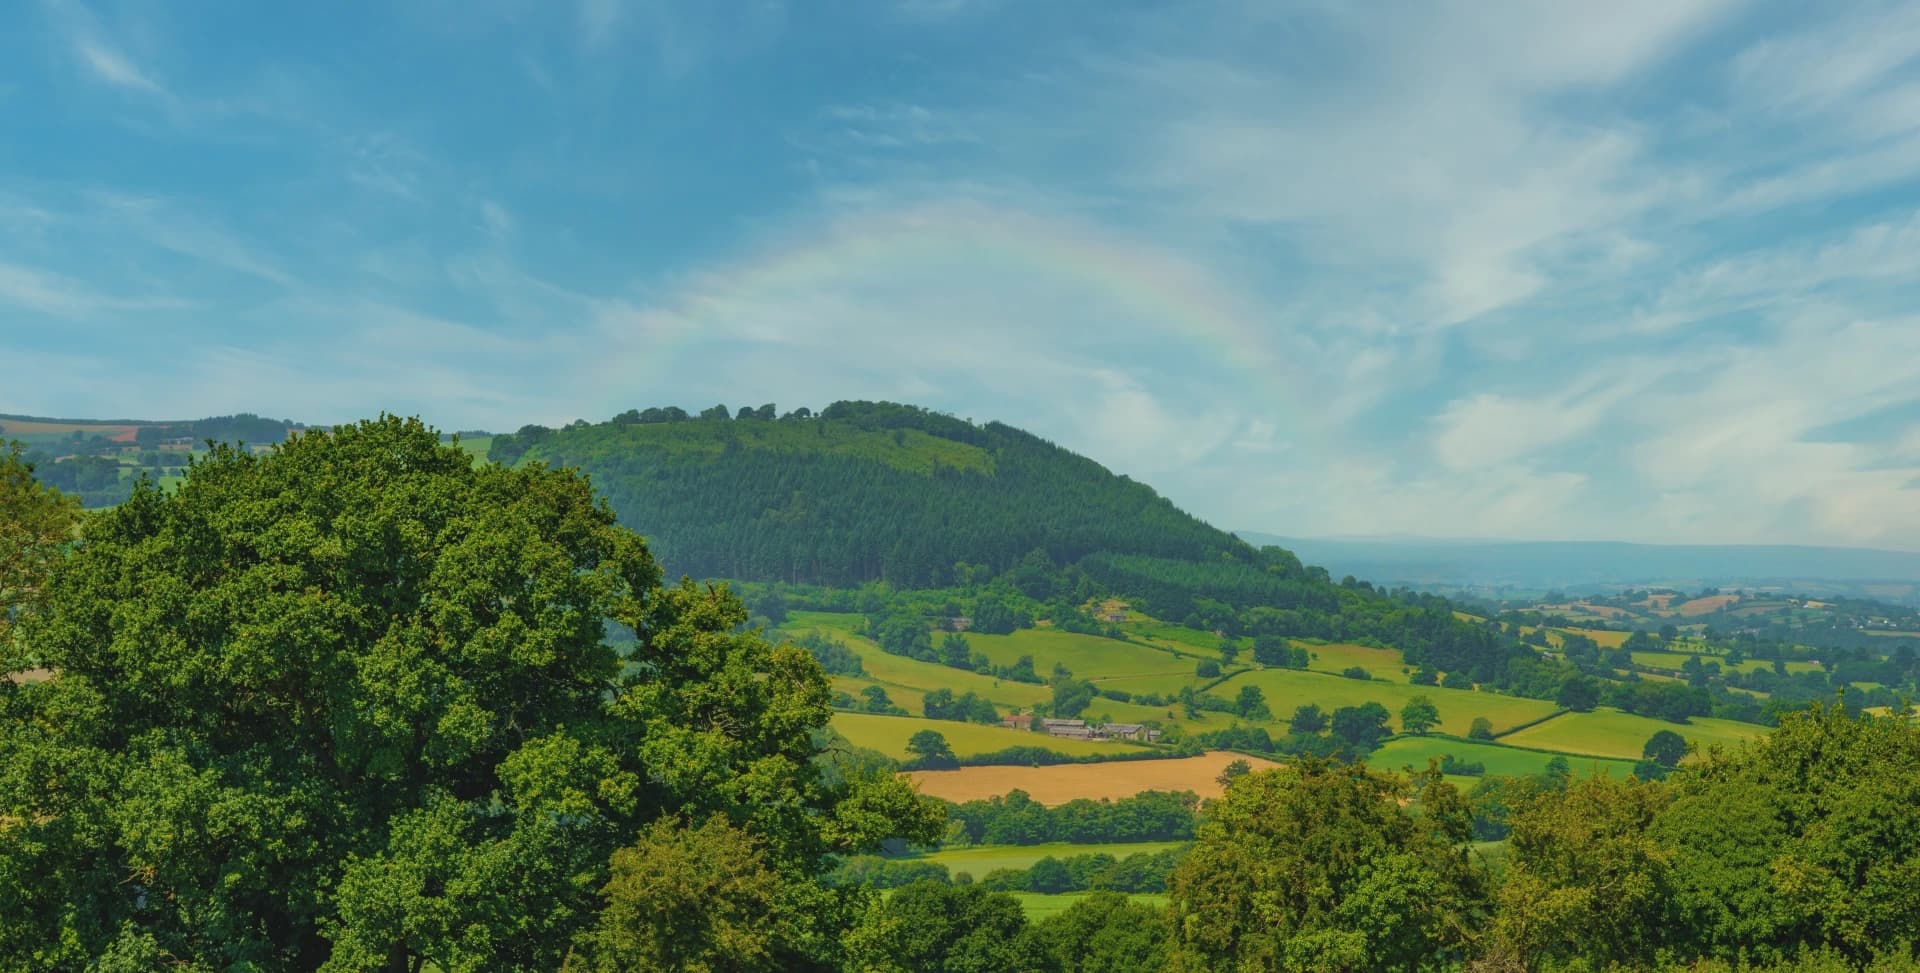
[0,417,936,972]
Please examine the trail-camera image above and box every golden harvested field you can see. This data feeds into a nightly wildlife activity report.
[1557,627,1630,649]
[1677,594,1740,616]
[0,418,144,441]
[906,751,1281,804]
[4,669,52,685]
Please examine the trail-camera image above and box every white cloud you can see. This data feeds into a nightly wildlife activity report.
[0,260,186,317]
[74,39,163,94]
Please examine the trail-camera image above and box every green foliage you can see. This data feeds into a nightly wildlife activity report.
[1469,716,1496,740]
[1033,891,1169,973]
[1654,703,1920,965]
[1494,774,1677,969]
[561,815,829,973]
[844,881,1049,973]
[921,688,999,724]
[1165,760,1483,971]
[1643,729,1689,769]
[906,730,960,769]
[0,441,80,654]
[1331,702,1393,751]
[945,790,1200,846]
[494,402,1238,587]
[1557,675,1600,712]
[1289,703,1329,735]
[792,630,864,676]
[1049,672,1097,719]
[0,418,937,971]
[1231,684,1269,720]
[1485,703,1920,970]
[1401,694,1441,735]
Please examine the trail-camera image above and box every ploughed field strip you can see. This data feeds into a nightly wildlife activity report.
[905,752,1282,804]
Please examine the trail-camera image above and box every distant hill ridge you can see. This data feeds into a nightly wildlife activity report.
[489,401,1248,586]
[1241,533,1920,604]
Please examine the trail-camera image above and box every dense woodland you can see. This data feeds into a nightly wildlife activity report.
[6,417,1920,970]
[488,402,1239,586]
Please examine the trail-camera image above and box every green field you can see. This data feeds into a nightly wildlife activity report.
[1009,891,1168,920]
[784,613,1053,707]
[1369,735,1638,779]
[787,612,1187,728]
[1213,668,1560,737]
[1498,709,1765,760]
[1630,650,1820,675]
[453,435,493,461]
[1116,618,1227,657]
[966,627,1214,682]
[1300,641,1412,682]
[830,712,1139,760]
[909,841,1188,877]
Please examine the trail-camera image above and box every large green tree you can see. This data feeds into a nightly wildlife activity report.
[0,417,934,972]
[844,881,1049,973]
[1033,891,1168,973]
[1491,774,1676,970]
[1165,760,1483,972]
[0,440,80,655]
[1655,702,1920,965]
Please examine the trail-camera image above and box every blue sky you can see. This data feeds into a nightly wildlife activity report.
[5,0,1920,550]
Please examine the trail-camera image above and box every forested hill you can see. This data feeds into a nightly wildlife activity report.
[487,402,1244,586]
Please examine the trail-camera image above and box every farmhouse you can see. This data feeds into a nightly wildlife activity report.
[1096,723,1161,743]
[998,714,1162,744]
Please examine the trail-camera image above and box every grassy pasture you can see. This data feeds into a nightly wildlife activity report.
[966,627,1208,682]
[1117,619,1226,657]
[909,841,1188,876]
[782,613,1054,708]
[1628,650,1820,675]
[1214,669,1560,737]
[452,435,492,461]
[1010,892,1168,920]
[1497,709,1764,760]
[1557,627,1630,648]
[906,751,1279,804]
[833,712,1135,761]
[1300,642,1410,682]
[1368,736,1638,779]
